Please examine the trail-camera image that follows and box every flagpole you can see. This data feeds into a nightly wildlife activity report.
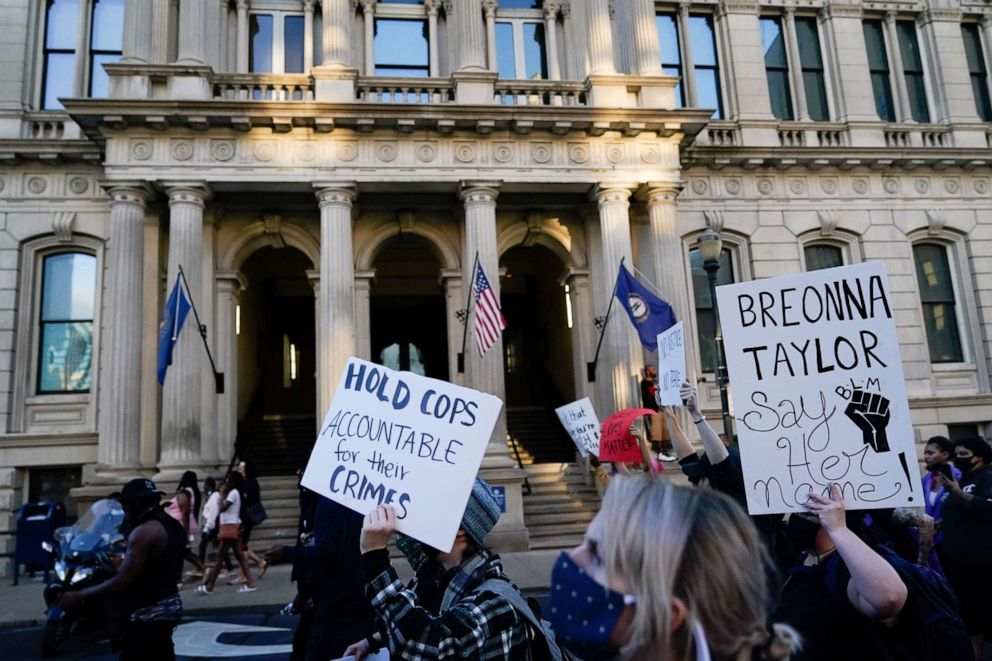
[457,251,480,374]
[629,263,667,300]
[586,256,625,383]
[177,264,225,394]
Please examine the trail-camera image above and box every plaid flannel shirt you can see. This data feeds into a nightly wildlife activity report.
[364,547,533,660]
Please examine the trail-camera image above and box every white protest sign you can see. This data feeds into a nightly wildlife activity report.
[716,262,924,515]
[656,321,686,407]
[554,398,601,457]
[301,357,502,552]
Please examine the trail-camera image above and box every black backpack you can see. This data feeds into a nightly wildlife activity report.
[474,578,571,661]
[824,545,973,661]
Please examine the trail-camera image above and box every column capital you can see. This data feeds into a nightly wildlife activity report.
[360,0,377,14]
[590,184,636,205]
[101,181,153,205]
[164,182,212,206]
[304,0,317,10]
[425,0,443,16]
[481,0,497,18]
[783,6,795,19]
[314,183,358,207]
[459,180,501,204]
[883,10,897,25]
[637,182,683,205]
[236,0,249,10]
[215,270,248,293]
[544,0,562,20]
[714,0,759,19]
[819,3,862,21]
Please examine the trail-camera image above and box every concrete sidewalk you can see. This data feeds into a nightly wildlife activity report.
[0,550,559,629]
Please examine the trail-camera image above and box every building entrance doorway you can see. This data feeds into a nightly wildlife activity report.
[500,244,575,462]
[370,235,449,379]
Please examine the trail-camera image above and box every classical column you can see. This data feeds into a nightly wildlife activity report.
[354,269,375,361]
[361,1,376,76]
[455,0,487,70]
[150,0,171,64]
[544,1,562,80]
[314,184,357,416]
[96,185,150,471]
[565,270,596,404]
[783,9,809,121]
[483,0,497,73]
[442,270,465,384]
[304,0,316,71]
[426,0,442,77]
[883,11,911,122]
[641,185,691,325]
[591,185,640,412]
[121,0,153,63]
[215,272,246,465]
[677,4,698,106]
[983,17,992,89]
[160,183,211,468]
[177,0,209,64]
[323,0,354,67]
[630,0,662,75]
[235,0,249,72]
[587,0,616,74]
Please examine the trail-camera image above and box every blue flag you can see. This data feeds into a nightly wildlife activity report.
[614,265,676,351]
[157,275,191,384]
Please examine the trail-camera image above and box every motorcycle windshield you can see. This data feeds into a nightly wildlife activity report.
[66,499,125,548]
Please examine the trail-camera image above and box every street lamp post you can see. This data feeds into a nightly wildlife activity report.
[697,228,733,441]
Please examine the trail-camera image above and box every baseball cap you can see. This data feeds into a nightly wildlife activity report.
[121,478,166,501]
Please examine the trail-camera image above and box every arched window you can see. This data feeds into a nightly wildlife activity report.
[913,242,964,363]
[803,244,844,271]
[36,251,96,393]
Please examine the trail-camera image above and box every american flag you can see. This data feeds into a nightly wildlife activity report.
[472,262,506,357]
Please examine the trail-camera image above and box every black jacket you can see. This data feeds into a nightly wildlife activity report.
[940,464,992,565]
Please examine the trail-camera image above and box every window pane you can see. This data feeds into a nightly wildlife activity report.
[971,74,992,122]
[804,71,829,121]
[804,245,844,271]
[760,18,788,68]
[897,22,924,70]
[690,248,734,373]
[43,53,76,110]
[38,322,93,392]
[870,72,895,121]
[906,73,930,122]
[89,53,115,97]
[46,0,79,51]
[494,22,516,78]
[696,68,722,119]
[766,70,793,120]
[656,13,683,106]
[374,19,429,76]
[249,14,273,73]
[921,303,964,363]
[90,0,124,52]
[522,22,547,80]
[499,0,540,7]
[285,15,305,73]
[913,243,963,364]
[863,20,889,70]
[963,24,992,121]
[914,244,955,302]
[689,15,717,66]
[42,253,96,320]
[796,18,823,68]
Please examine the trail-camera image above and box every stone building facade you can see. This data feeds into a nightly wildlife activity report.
[0,0,990,566]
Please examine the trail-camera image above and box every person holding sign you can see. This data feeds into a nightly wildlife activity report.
[344,478,539,660]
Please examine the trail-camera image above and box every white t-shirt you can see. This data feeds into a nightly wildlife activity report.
[201,491,223,532]
[219,488,241,525]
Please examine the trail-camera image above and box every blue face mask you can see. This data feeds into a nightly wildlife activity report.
[547,551,634,660]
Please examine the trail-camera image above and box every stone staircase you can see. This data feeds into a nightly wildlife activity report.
[244,474,303,550]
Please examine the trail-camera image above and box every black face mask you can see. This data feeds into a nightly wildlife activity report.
[953,456,977,472]
[785,515,820,552]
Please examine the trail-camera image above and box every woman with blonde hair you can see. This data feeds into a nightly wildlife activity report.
[549,474,797,660]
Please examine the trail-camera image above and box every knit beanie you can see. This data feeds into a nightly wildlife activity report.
[460,477,501,547]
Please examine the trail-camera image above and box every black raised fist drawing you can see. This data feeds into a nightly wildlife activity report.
[836,386,891,453]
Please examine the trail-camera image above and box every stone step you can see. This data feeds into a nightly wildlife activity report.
[525,510,596,526]
[526,522,590,538]
[529,534,585,550]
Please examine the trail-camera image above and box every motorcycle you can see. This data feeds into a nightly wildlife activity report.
[40,498,127,657]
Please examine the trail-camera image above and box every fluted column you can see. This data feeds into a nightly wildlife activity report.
[215,272,246,465]
[235,0,249,72]
[460,182,507,451]
[160,183,211,467]
[177,0,209,64]
[323,0,354,67]
[592,185,640,412]
[362,0,376,75]
[642,185,690,325]
[121,0,153,63]
[544,1,562,80]
[96,185,150,470]
[565,271,596,404]
[455,0,487,70]
[483,0,497,72]
[315,184,357,416]
[426,0,442,77]
[354,270,374,361]
[630,0,662,75]
[587,0,616,74]
[304,0,316,71]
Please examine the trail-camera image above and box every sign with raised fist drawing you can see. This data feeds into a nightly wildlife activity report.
[716,262,923,515]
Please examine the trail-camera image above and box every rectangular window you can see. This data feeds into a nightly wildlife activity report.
[494,19,548,80]
[897,21,929,122]
[88,0,123,98]
[655,13,684,106]
[284,15,305,74]
[962,23,992,122]
[494,22,516,79]
[249,14,274,73]
[37,253,96,393]
[374,19,429,77]
[690,15,722,119]
[761,17,793,120]
[863,20,895,121]
[521,22,547,80]
[690,247,734,373]
[913,243,964,363]
[804,244,844,271]
[796,17,829,121]
[42,0,80,110]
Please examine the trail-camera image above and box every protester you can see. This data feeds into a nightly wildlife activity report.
[237,460,268,579]
[550,473,796,659]
[344,478,533,660]
[196,471,256,594]
[59,478,185,660]
[639,365,675,461]
[166,470,207,576]
[936,436,992,658]
[265,496,374,661]
[198,477,231,574]
[922,436,961,528]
